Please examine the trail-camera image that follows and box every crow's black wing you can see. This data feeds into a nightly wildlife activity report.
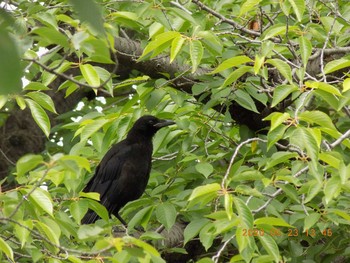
[82,140,152,224]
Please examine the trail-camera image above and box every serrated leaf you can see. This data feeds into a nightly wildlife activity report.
[288,0,305,22]
[14,220,33,248]
[271,84,299,107]
[190,39,203,73]
[304,180,322,203]
[324,58,350,74]
[184,219,210,244]
[0,237,14,261]
[257,235,280,262]
[189,183,221,201]
[262,24,286,40]
[0,29,22,94]
[25,92,57,113]
[222,66,252,87]
[25,98,51,137]
[188,183,220,208]
[265,112,290,131]
[234,89,259,113]
[0,95,7,109]
[16,154,43,177]
[239,0,262,16]
[24,82,50,91]
[170,35,185,63]
[15,95,26,110]
[254,54,265,74]
[305,81,342,96]
[324,176,341,204]
[78,119,108,142]
[343,78,350,92]
[255,217,293,227]
[27,187,54,216]
[291,127,319,161]
[140,31,180,59]
[234,197,253,229]
[80,64,100,87]
[195,162,213,178]
[35,221,60,252]
[224,193,234,220]
[155,202,177,230]
[68,0,105,36]
[264,152,298,170]
[298,110,336,130]
[303,213,320,231]
[70,200,89,223]
[266,58,292,84]
[298,36,312,66]
[211,56,252,74]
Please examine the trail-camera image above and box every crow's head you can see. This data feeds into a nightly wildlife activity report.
[128,115,175,138]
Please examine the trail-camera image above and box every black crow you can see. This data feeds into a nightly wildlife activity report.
[81,115,175,225]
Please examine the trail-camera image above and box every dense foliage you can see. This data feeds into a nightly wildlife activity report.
[1,0,350,262]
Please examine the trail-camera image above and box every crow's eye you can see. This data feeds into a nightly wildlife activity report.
[149,120,155,124]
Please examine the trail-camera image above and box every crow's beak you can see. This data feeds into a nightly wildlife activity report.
[154,119,176,128]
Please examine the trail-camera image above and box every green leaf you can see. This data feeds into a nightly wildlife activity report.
[233,89,259,113]
[0,237,14,261]
[197,30,222,55]
[239,0,262,16]
[80,64,100,87]
[304,180,322,203]
[77,118,108,142]
[155,202,177,230]
[70,200,89,223]
[254,54,265,74]
[343,78,350,92]
[79,191,100,201]
[303,213,320,231]
[68,0,105,36]
[265,112,290,131]
[32,27,69,48]
[291,127,319,161]
[222,66,252,88]
[170,35,185,63]
[16,154,43,177]
[305,81,342,96]
[264,152,298,170]
[257,234,280,263]
[188,183,220,207]
[298,36,312,66]
[271,84,299,107]
[0,95,7,109]
[14,220,33,248]
[298,110,336,130]
[324,58,350,74]
[25,98,51,137]
[184,219,210,246]
[190,39,203,73]
[195,162,214,178]
[288,0,305,22]
[24,82,50,91]
[324,176,341,204]
[224,193,234,220]
[35,221,60,252]
[255,217,293,227]
[27,187,54,216]
[266,59,293,84]
[211,56,252,74]
[15,95,26,110]
[0,29,22,95]
[140,31,181,59]
[25,92,57,114]
[262,24,290,40]
[234,197,253,229]
[59,155,91,172]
